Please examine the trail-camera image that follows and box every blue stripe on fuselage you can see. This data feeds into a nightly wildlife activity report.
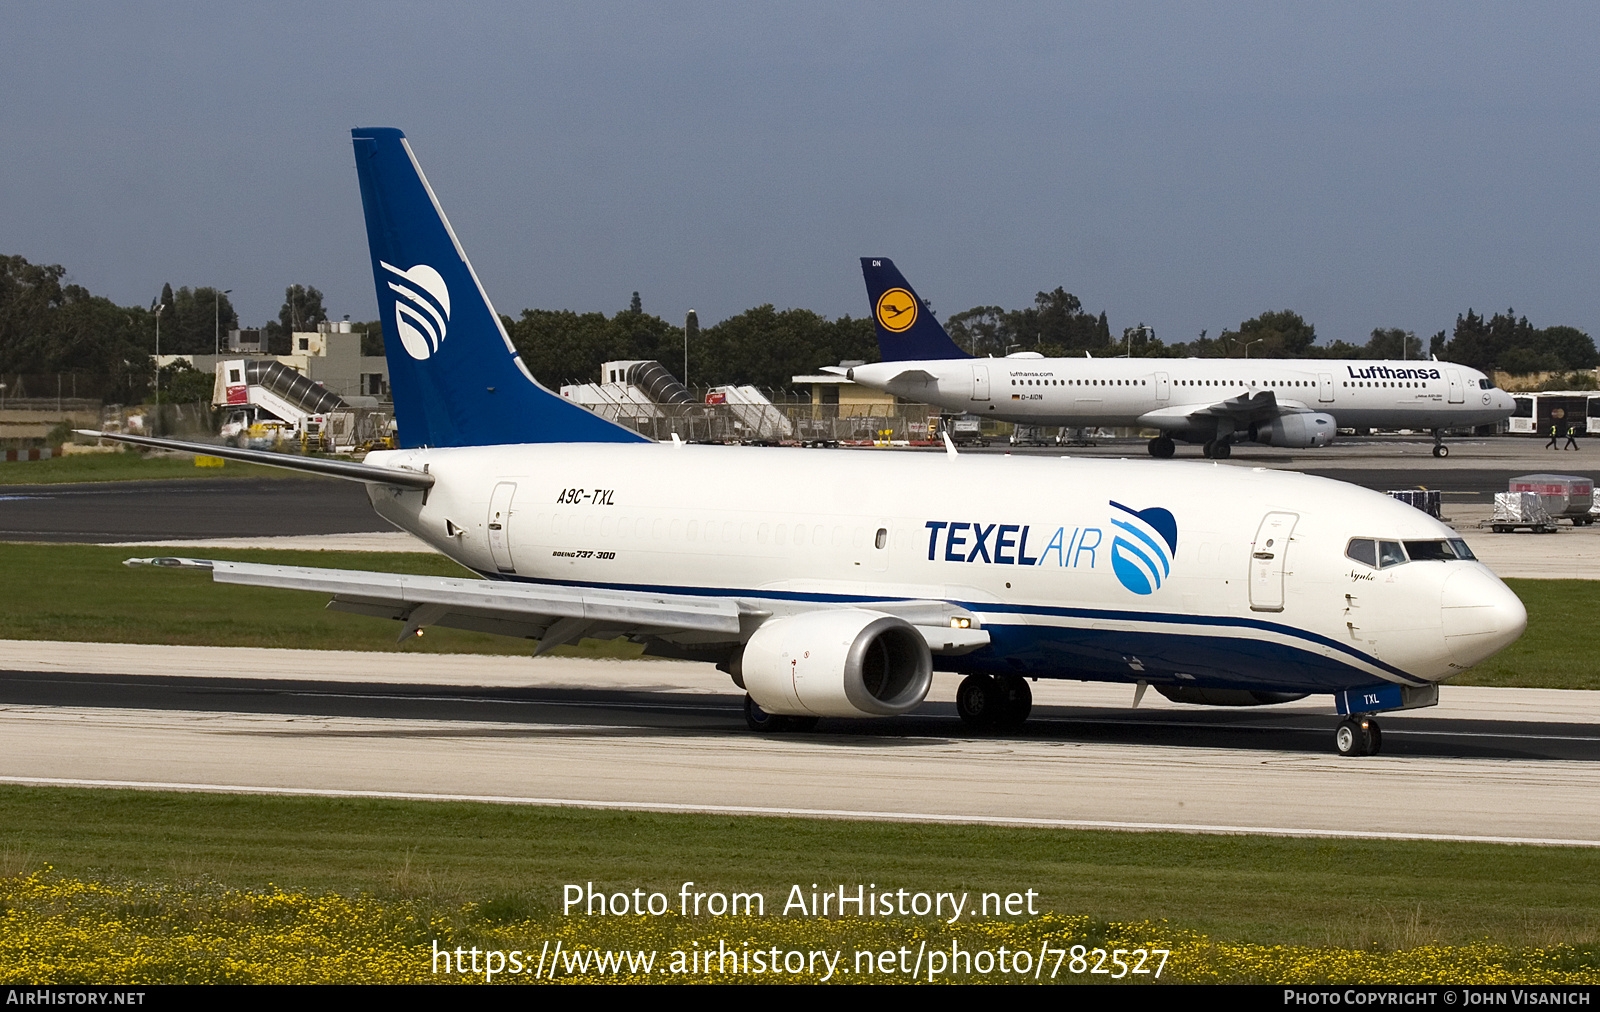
[477,568,1430,690]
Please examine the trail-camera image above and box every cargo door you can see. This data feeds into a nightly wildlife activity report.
[1318,373,1334,402]
[1447,369,1464,404]
[487,481,517,573]
[1248,511,1299,612]
[971,365,990,402]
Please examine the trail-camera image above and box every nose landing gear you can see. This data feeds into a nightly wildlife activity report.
[1431,429,1449,458]
[1334,715,1383,756]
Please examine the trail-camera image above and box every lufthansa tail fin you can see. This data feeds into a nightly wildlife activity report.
[859,257,970,362]
[351,128,647,448]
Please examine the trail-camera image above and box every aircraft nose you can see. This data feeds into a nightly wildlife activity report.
[1441,568,1527,668]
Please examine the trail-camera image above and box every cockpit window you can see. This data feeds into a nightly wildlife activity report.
[1404,540,1454,561]
[1349,537,1477,568]
[1377,541,1407,568]
[1404,539,1477,561]
[1345,538,1377,567]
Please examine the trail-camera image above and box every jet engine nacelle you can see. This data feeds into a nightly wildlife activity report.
[738,610,934,718]
[1251,412,1336,448]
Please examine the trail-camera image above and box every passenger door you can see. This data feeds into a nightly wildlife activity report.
[487,481,517,573]
[1249,511,1299,612]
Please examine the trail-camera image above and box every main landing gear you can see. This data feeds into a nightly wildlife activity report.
[1147,435,1176,459]
[955,674,1033,731]
[1201,439,1231,459]
[743,695,819,733]
[1431,429,1449,458]
[1334,715,1383,757]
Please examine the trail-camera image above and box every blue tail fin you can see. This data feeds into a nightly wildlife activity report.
[351,128,647,448]
[859,257,970,362]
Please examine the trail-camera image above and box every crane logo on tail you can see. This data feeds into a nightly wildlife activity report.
[381,261,452,360]
[875,288,918,333]
[1109,501,1178,595]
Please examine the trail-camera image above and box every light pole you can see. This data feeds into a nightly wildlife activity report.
[1243,338,1263,359]
[684,309,696,389]
[153,302,165,434]
[214,288,232,356]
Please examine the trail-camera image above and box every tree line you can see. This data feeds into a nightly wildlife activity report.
[3,253,1594,404]
[942,287,1596,380]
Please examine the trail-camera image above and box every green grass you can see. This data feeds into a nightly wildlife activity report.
[0,543,639,657]
[0,451,291,485]
[0,544,1592,685]
[1455,579,1600,689]
[0,785,1596,951]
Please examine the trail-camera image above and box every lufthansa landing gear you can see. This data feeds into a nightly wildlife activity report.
[1431,429,1449,458]
[955,674,1033,731]
[1334,715,1383,757]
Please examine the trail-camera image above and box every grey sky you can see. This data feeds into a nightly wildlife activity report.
[4,3,1596,352]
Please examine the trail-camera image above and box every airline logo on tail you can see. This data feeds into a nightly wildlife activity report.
[1109,501,1178,595]
[381,260,452,361]
[875,288,918,333]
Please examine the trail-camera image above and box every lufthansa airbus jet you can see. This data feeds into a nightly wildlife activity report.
[837,259,1516,459]
[88,128,1526,757]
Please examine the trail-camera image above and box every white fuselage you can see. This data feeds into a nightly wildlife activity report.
[847,357,1517,431]
[365,443,1524,696]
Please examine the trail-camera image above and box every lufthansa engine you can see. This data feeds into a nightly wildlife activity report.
[736,610,934,718]
[1251,412,1336,448]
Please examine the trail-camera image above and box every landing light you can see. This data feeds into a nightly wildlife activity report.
[950,617,971,629]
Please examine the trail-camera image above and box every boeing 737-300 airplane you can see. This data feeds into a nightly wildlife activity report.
[88,129,1526,757]
[838,259,1517,459]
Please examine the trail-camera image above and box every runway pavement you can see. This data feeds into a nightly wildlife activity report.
[0,477,382,542]
[1,642,1597,844]
[0,436,1595,542]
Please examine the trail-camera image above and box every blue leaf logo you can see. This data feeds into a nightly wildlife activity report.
[1109,501,1178,595]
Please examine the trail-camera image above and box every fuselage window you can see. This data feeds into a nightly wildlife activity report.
[875,527,888,549]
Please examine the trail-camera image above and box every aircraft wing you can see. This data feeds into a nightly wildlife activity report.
[124,557,990,655]
[1137,389,1314,428]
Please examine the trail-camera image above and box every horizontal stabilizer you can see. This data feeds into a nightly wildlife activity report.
[75,431,435,488]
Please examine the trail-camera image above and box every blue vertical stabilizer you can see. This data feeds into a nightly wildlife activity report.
[859,257,971,362]
[351,127,648,447]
